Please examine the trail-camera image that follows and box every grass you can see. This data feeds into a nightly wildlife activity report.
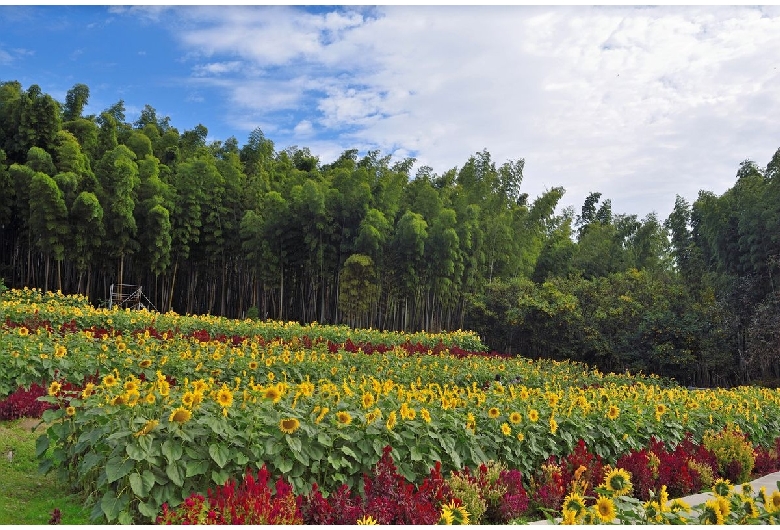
[0,418,91,525]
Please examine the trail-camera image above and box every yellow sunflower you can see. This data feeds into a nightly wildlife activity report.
[487,407,500,419]
[216,386,234,408]
[561,508,577,525]
[549,416,558,435]
[102,373,118,387]
[134,419,159,437]
[700,499,725,524]
[263,385,282,403]
[144,393,156,404]
[81,383,95,399]
[607,405,620,420]
[509,411,522,424]
[181,391,196,408]
[712,478,732,497]
[248,361,259,370]
[594,496,616,523]
[48,381,62,396]
[356,515,378,525]
[516,432,525,442]
[420,408,431,423]
[386,410,397,431]
[562,492,586,520]
[362,392,375,409]
[139,359,153,368]
[336,411,353,426]
[169,407,192,424]
[124,380,139,393]
[668,499,691,513]
[643,500,662,523]
[604,468,633,497]
[501,422,512,436]
[19,326,29,336]
[279,417,300,435]
[65,406,76,416]
[528,409,540,422]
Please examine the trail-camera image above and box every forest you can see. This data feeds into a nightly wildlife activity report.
[0,80,778,387]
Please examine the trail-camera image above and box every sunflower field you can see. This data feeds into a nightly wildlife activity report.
[2,288,780,524]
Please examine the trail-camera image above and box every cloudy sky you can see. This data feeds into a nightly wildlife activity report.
[2,5,780,220]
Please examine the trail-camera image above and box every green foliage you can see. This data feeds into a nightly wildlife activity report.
[702,427,756,484]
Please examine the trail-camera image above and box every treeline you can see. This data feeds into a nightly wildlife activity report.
[0,81,778,386]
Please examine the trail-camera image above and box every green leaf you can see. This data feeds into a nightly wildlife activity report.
[100,490,128,522]
[209,443,230,468]
[35,434,50,458]
[286,435,302,454]
[277,458,293,473]
[126,440,147,461]
[410,446,423,461]
[166,461,184,487]
[138,499,159,520]
[79,452,104,475]
[317,432,332,446]
[129,470,156,497]
[105,456,135,483]
[341,445,358,461]
[42,408,63,423]
[185,459,210,478]
[212,469,230,486]
[161,439,183,464]
[118,511,133,525]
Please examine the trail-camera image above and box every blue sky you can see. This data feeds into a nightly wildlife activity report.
[2,5,780,221]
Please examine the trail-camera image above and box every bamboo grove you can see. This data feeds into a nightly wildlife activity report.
[1,81,779,387]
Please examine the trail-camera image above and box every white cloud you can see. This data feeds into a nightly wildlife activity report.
[153,5,780,219]
[0,49,12,64]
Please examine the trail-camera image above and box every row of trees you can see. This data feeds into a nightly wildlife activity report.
[0,80,778,386]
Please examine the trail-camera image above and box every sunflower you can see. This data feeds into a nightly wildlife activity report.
[420,408,431,423]
[487,407,500,419]
[438,507,454,525]
[356,515,378,525]
[562,492,587,520]
[336,411,353,426]
[279,417,301,435]
[145,393,156,405]
[134,419,159,437]
[192,379,208,393]
[655,403,667,415]
[712,478,733,497]
[501,423,512,436]
[181,391,196,408]
[139,359,153,368]
[509,411,522,424]
[362,393,375,409]
[48,381,62,396]
[124,380,139,393]
[298,380,315,397]
[386,410,397,431]
[81,383,95,399]
[365,408,381,425]
[19,326,29,336]
[767,491,780,513]
[604,468,633,497]
[102,374,118,388]
[209,386,231,409]
[169,407,192,424]
[739,495,759,519]
[263,385,282,403]
[549,417,558,435]
[607,405,620,420]
[315,406,329,424]
[157,379,170,397]
[668,498,691,513]
[516,432,525,442]
[643,500,663,523]
[54,345,67,358]
[699,499,725,524]
[561,508,577,525]
[248,361,259,370]
[65,406,76,417]
[594,496,616,523]
[111,394,126,406]
[528,409,540,422]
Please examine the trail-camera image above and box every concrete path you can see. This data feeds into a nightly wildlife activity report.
[527,471,780,525]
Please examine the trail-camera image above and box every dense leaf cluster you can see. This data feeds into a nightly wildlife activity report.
[0,80,778,385]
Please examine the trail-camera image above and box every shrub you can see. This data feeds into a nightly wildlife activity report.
[156,465,302,524]
[703,426,756,483]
